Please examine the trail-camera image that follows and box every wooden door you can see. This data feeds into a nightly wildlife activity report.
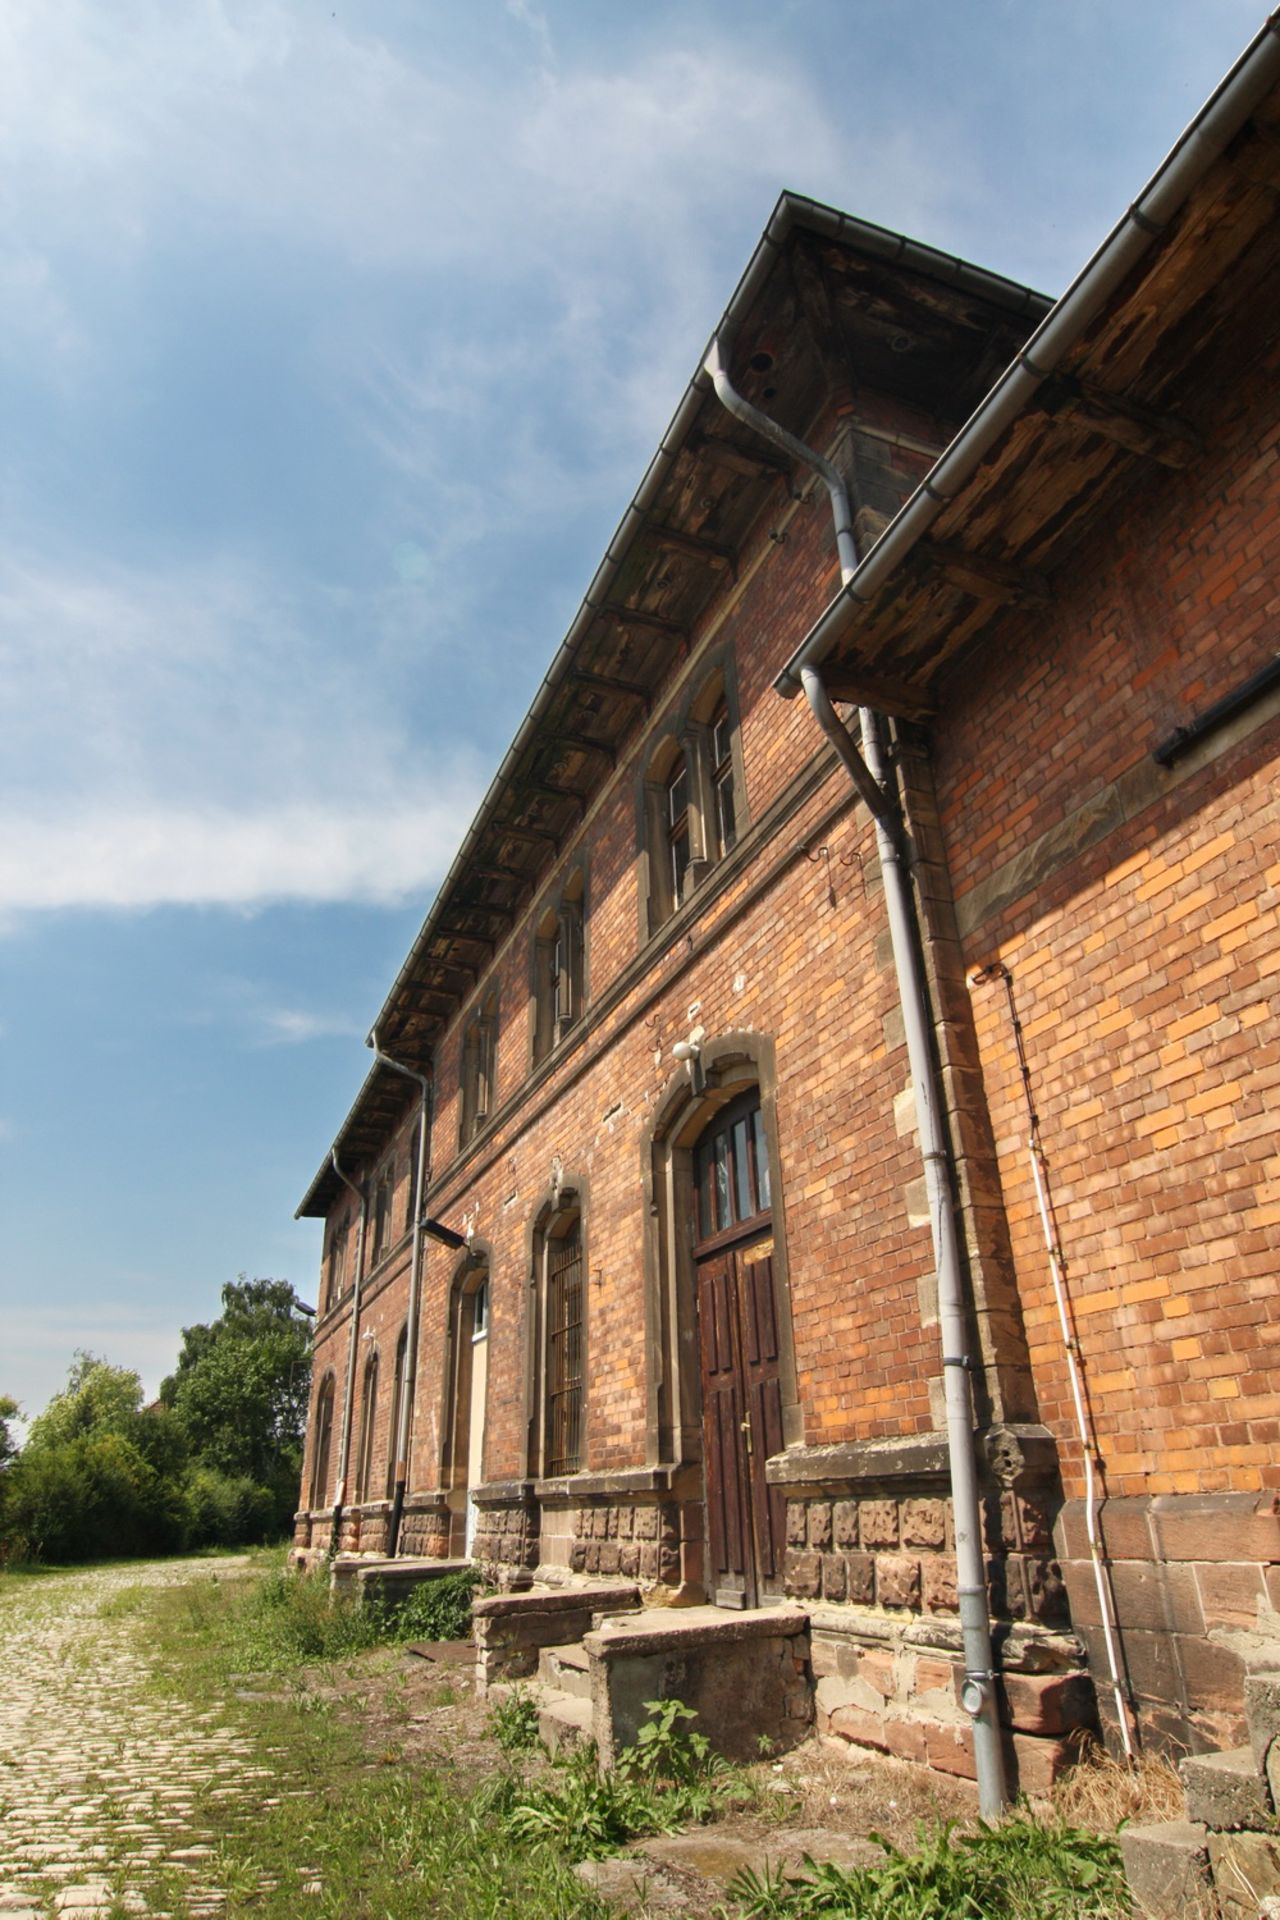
[697,1234,786,1607]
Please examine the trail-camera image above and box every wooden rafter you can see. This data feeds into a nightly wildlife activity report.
[1036,374,1200,469]
[645,523,736,572]
[916,539,1052,607]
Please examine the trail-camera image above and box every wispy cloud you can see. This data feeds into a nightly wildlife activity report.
[252,1005,366,1047]
[0,549,483,914]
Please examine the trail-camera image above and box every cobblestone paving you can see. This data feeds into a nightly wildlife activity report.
[0,1558,264,1919]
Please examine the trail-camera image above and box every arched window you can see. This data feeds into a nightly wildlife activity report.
[533,868,585,1064]
[324,1216,348,1313]
[529,1195,586,1479]
[354,1348,379,1503]
[641,666,744,937]
[460,988,499,1145]
[310,1373,336,1510]
[371,1162,393,1265]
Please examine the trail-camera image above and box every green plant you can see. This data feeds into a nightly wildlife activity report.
[505,1697,736,1862]
[487,1686,542,1755]
[726,1814,1128,1919]
[374,1567,482,1643]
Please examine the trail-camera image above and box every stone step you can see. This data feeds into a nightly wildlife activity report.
[538,1640,592,1699]
[1180,1745,1273,1831]
[1245,1670,1280,1769]
[536,1688,594,1755]
[1118,1821,1214,1920]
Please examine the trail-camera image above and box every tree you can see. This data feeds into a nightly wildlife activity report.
[25,1353,144,1451]
[161,1278,312,1525]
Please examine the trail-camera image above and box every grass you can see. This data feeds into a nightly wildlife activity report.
[140,1567,612,1918]
[727,1815,1128,1919]
[39,1558,1141,1919]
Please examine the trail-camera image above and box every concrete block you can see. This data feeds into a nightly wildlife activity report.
[1180,1746,1273,1831]
[1118,1822,1214,1920]
[1209,1829,1280,1920]
[1245,1671,1280,1768]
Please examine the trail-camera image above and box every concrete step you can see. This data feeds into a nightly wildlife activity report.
[538,1640,592,1699]
[1181,1745,1273,1831]
[1245,1670,1280,1768]
[1119,1822,1214,1920]
[537,1687,594,1755]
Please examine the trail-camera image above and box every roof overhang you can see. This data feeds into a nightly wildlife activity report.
[297,197,1049,1218]
[776,14,1280,713]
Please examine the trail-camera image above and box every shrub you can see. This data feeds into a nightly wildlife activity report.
[374,1567,482,1644]
[182,1467,277,1548]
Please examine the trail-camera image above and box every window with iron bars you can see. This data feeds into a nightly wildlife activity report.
[546,1226,583,1475]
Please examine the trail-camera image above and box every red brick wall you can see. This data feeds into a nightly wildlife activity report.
[936,324,1280,1505]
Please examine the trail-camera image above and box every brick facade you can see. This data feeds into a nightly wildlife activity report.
[293,128,1279,1775]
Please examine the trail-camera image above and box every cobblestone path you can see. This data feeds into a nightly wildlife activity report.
[0,1558,265,1919]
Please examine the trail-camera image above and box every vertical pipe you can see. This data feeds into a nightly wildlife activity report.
[329,1152,369,1555]
[371,1034,432,1558]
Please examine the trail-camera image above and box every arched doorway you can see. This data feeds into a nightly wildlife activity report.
[692,1089,787,1609]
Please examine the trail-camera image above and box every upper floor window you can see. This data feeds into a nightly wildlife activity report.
[324,1216,349,1313]
[710,701,737,861]
[371,1163,393,1265]
[460,989,498,1145]
[533,869,585,1065]
[641,667,745,938]
[667,755,691,905]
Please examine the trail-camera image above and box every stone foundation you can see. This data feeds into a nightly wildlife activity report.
[585,1605,813,1766]
[472,1583,641,1692]
[1057,1491,1280,1756]
[471,1481,541,1585]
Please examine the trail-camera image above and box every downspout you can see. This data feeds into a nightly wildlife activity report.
[370,1034,432,1559]
[705,339,1008,1817]
[329,1151,369,1555]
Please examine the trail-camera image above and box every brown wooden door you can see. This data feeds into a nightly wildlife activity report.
[697,1230,786,1608]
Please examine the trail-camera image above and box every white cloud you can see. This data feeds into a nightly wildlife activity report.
[0,549,484,914]
[253,1006,365,1047]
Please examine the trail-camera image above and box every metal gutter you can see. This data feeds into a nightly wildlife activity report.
[774,9,1280,697]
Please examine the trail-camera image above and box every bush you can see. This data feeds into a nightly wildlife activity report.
[5,1431,184,1563]
[182,1467,277,1548]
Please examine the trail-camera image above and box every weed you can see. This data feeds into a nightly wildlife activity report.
[487,1686,542,1755]
[726,1813,1127,1918]
[374,1566,482,1642]
[505,1698,737,1862]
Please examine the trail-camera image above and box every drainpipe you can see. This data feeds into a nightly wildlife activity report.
[329,1151,369,1556]
[370,1033,432,1559]
[705,340,1008,1817]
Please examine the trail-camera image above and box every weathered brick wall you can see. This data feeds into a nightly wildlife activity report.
[934,307,1280,1747]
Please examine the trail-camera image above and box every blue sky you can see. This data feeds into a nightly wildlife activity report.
[0,0,1262,1423]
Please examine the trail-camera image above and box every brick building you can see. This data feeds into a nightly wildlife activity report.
[293,21,1280,1789]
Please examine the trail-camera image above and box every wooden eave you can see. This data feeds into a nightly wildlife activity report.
[803,92,1280,717]
[297,205,1049,1219]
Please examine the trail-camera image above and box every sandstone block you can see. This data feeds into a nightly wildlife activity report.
[786,1550,822,1599]
[845,1553,875,1605]
[821,1553,847,1603]
[1245,1671,1280,1767]
[809,1501,833,1550]
[875,1553,921,1611]
[999,1672,1096,1737]
[833,1501,858,1550]
[829,1703,888,1751]
[901,1499,946,1549]
[861,1500,899,1549]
